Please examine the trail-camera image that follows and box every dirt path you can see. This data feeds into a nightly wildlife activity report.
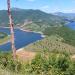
[16,48,36,61]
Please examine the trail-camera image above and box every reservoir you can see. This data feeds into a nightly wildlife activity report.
[66,22,75,30]
[0,28,43,51]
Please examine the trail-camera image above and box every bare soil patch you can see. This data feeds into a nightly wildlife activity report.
[16,49,36,61]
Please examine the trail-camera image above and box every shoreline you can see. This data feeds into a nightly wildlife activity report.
[0,26,10,28]
[19,28,46,38]
[16,28,45,51]
[0,40,10,46]
[0,27,45,52]
[0,27,45,46]
[0,35,10,45]
[0,26,46,37]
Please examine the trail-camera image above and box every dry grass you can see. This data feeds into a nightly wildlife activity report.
[23,35,75,54]
[16,49,36,61]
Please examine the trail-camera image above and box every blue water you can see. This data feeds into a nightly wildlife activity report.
[66,22,75,30]
[0,28,43,51]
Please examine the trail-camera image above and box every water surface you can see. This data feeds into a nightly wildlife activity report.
[0,28,43,51]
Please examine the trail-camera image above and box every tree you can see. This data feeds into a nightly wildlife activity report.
[7,0,16,60]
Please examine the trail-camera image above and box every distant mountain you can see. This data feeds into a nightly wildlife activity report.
[11,8,24,11]
[0,8,65,31]
[53,12,75,20]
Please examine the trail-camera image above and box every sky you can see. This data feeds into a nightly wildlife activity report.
[0,0,75,13]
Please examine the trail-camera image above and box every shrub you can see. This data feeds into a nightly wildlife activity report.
[0,51,75,75]
[28,52,72,75]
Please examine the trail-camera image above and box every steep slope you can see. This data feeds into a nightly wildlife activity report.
[22,35,75,54]
[44,26,75,46]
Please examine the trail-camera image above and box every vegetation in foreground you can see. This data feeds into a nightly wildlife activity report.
[0,51,75,75]
[1,25,75,75]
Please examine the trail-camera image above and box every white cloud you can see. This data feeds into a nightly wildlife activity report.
[41,5,49,10]
[62,9,75,13]
[40,5,50,13]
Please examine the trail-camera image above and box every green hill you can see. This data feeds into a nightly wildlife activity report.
[44,26,75,46]
[0,8,65,32]
[23,35,75,55]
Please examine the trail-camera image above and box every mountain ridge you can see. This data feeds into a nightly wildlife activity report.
[0,8,65,25]
[53,12,75,20]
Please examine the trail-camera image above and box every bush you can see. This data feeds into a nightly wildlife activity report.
[0,51,75,75]
[0,52,21,72]
[28,52,74,75]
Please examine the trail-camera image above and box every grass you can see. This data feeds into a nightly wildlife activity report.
[0,51,75,75]
[23,35,75,54]
[0,26,75,75]
[44,26,75,46]
[0,36,10,45]
[0,68,19,75]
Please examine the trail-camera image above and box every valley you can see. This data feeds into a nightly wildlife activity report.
[0,7,75,75]
[0,28,43,51]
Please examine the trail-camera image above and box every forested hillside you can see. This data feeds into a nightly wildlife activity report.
[44,26,75,46]
[0,8,65,28]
